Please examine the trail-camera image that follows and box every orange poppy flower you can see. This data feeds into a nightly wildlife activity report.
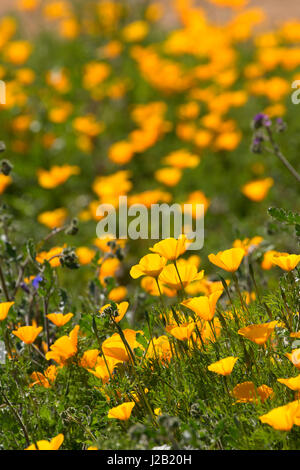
[45,325,79,365]
[208,356,238,376]
[46,312,73,327]
[232,381,273,403]
[150,235,188,260]
[25,434,64,450]
[100,302,129,323]
[159,259,204,290]
[130,254,167,279]
[181,290,223,321]
[272,254,300,272]
[166,322,195,341]
[208,248,245,272]
[278,375,300,391]
[30,365,57,388]
[108,402,135,421]
[13,325,43,344]
[0,301,14,321]
[260,401,300,431]
[238,321,278,345]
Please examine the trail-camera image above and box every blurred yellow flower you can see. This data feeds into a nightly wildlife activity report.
[242,178,274,202]
[38,208,67,229]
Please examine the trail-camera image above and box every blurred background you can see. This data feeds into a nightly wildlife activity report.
[1,1,300,29]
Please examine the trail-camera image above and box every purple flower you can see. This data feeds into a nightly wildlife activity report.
[32,275,43,289]
[253,113,272,129]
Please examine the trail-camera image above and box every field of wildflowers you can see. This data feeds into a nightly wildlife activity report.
[1,0,300,451]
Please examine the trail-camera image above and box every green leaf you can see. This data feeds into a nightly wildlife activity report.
[268,207,300,226]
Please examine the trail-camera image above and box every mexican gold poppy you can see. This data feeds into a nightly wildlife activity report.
[259,401,300,431]
[38,208,67,229]
[45,325,79,365]
[79,349,100,369]
[150,235,188,260]
[208,356,238,376]
[130,254,167,279]
[208,248,245,272]
[181,290,223,321]
[155,167,182,187]
[0,301,14,321]
[278,375,300,391]
[88,355,122,383]
[286,349,300,369]
[159,259,204,290]
[108,402,135,421]
[272,254,300,272]
[37,165,80,189]
[102,329,143,362]
[100,302,129,323]
[232,381,273,403]
[13,325,43,344]
[146,335,173,363]
[238,321,278,345]
[241,178,273,202]
[46,312,73,327]
[166,322,195,341]
[25,434,64,450]
[30,365,57,388]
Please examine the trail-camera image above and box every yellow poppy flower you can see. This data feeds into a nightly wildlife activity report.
[108,141,134,165]
[0,301,14,321]
[259,401,300,431]
[130,254,167,279]
[25,434,64,450]
[88,355,122,383]
[79,349,100,369]
[150,235,188,260]
[181,290,223,321]
[208,247,245,272]
[232,381,273,403]
[45,325,79,365]
[241,177,274,202]
[238,321,278,345]
[166,322,195,341]
[154,168,182,187]
[278,375,300,391]
[272,254,300,272]
[76,247,96,265]
[46,312,74,327]
[102,329,143,362]
[30,365,57,388]
[12,325,43,344]
[108,286,128,302]
[37,165,80,189]
[100,302,129,323]
[146,335,173,363]
[0,174,12,194]
[286,349,300,370]
[108,402,135,420]
[208,356,238,376]
[38,208,67,229]
[159,259,204,290]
